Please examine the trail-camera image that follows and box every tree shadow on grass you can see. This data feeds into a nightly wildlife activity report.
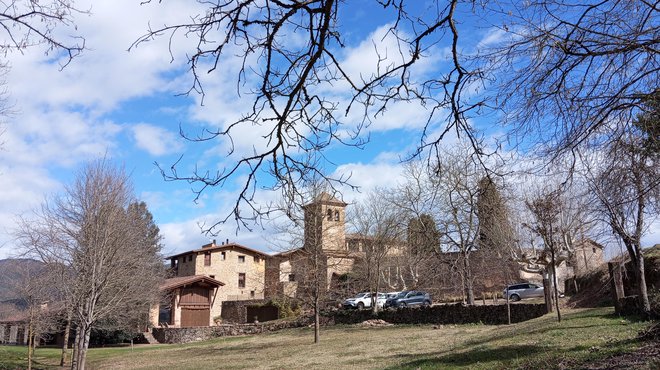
[385,336,643,370]
[383,344,542,369]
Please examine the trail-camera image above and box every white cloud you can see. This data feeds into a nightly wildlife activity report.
[332,160,406,204]
[131,123,183,156]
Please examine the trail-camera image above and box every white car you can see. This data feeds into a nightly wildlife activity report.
[503,283,544,301]
[343,292,387,309]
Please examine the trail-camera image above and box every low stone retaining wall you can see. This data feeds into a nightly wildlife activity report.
[152,303,546,343]
[152,318,310,344]
[326,303,547,325]
[222,299,276,324]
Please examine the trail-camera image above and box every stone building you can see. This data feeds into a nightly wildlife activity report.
[152,241,269,327]
[518,239,605,291]
[153,194,607,327]
[0,319,28,345]
[570,239,605,276]
[266,193,363,300]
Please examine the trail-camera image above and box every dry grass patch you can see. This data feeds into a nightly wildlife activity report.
[1,307,654,369]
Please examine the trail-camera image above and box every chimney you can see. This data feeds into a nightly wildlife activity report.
[226,238,229,244]
[212,239,216,247]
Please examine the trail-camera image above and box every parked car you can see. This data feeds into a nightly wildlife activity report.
[383,290,432,308]
[386,291,401,299]
[503,283,544,301]
[343,292,387,309]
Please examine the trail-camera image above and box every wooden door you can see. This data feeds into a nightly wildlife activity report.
[180,307,210,327]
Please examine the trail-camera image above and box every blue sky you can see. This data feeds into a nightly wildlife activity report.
[0,0,657,259]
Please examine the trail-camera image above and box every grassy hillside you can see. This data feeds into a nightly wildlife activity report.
[1,307,657,370]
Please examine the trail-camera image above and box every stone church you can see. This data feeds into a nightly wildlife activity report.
[265,192,365,300]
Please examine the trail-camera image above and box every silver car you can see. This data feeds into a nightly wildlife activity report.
[503,283,544,301]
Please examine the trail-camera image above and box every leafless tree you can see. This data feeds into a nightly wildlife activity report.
[0,0,84,64]
[385,162,443,290]
[524,190,568,321]
[268,183,351,343]
[131,0,494,233]
[516,181,593,321]
[16,160,165,370]
[8,262,61,370]
[491,0,658,157]
[0,1,85,145]
[432,144,488,305]
[581,103,659,314]
[24,276,58,370]
[132,0,657,233]
[349,190,405,313]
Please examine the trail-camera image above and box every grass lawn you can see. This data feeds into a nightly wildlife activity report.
[1,307,655,370]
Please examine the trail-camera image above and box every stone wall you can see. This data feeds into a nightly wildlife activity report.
[152,303,547,344]
[326,303,547,325]
[152,318,310,344]
[221,299,279,323]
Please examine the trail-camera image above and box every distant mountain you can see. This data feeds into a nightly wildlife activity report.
[0,258,45,303]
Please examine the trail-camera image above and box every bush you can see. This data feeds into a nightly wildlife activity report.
[649,289,660,319]
[89,328,138,346]
[269,298,301,319]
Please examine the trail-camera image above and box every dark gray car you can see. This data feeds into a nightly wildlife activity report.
[384,290,432,308]
[503,283,544,301]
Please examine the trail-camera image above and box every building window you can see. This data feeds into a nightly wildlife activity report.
[181,256,186,263]
[221,252,226,260]
[238,255,245,263]
[188,255,193,262]
[288,274,296,282]
[204,252,211,266]
[254,256,260,263]
[210,275,215,279]
[334,210,340,221]
[327,208,333,221]
[250,290,255,298]
[238,273,246,288]
[592,247,596,253]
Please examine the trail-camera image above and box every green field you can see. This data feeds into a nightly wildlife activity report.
[1,307,657,370]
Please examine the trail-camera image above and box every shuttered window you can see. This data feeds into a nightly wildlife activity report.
[238,273,246,288]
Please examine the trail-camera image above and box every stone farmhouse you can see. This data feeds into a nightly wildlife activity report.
[151,193,605,328]
[519,239,605,290]
[153,242,268,327]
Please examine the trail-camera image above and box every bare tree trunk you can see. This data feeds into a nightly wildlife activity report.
[373,260,381,314]
[73,321,92,370]
[70,326,79,370]
[463,255,475,305]
[635,249,650,315]
[27,320,33,370]
[60,311,72,367]
[313,291,320,344]
[398,266,407,290]
[543,275,553,313]
[504,279,511,325]
[551,265,562,322]
[608,262,625,313]
[550,250,562,322]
